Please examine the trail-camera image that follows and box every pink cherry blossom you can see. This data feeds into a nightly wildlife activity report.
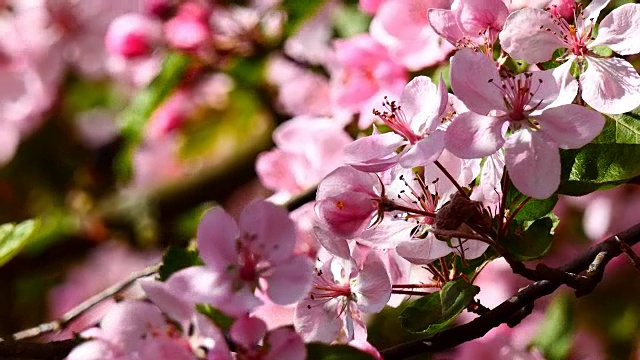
[315,166,383,241]
[256,116,352,202]
[429,0,509,48]
[105,13,162,58]
[294,253,391,343]
[344,76,449,172]
[331,34,407,128]
[164,2,212,51]
[369,0,455,70]
[500,0,640,114]
[445,49,605,198]
[197,200,314,307]
[230,315,306,360]
[67,301,198,360]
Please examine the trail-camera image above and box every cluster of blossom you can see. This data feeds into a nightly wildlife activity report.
[61,0,640,358]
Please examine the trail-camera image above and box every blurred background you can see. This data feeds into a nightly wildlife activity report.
[0,0,638,359]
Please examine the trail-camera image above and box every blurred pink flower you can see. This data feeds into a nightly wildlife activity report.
[48,241,160,340]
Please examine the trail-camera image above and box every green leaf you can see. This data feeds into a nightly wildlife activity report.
[399,279,480,334]
[333,3,370,38]
[559,107,640,195]
[305,343,375,360]
[118,52,192,142]
[590,45,613,57]
[0,219,39,267]
[506,183,558,221]
[500,214,558,261]
[158,245,203,281]
[281,0,327,37]
[531,293,574,360]
[196,304,235,331]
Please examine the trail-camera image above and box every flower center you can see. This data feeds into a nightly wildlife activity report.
[489,73,544,121]
[374,97,422,144]
[543,4,594,57]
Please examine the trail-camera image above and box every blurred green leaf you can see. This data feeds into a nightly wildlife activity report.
[196,304,235,331]
[532,293,574,360]
[281,0,327,37]
[0,219,39,267]
[118,52,192,142]
[305,343,375,360]
[400,279,479,334]
[158,245,203,281]
[333,3,370,38]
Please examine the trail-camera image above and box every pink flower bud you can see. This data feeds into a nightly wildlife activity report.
[547,0,575,20]
[105,13,162,58]
[164,2,212,51]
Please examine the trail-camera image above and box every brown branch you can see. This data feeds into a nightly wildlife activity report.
[0,339,80,360]
[10,263,160,342]
[381,222,640,359]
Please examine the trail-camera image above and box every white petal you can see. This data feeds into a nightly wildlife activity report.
[589,3,640,55]
[580,57,640,114]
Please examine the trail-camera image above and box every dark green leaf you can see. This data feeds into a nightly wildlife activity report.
[0,219,39,267]
[158,245,203,281]
[305,343,375,360]
[500,214,558,261]
[118,52,192,142]
[559,107,640,195]
[506,183,558,221]
[196,304,235,331]
[399,279,479,334]
[532,293,574,360]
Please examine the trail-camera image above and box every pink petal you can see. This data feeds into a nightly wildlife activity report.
[456,0,509,40]
[267,255,314,305]
[590,4,640,55]
[352,253,391,313]
[527,69,561,111]
[551,57,579,107]
[399,130,445,168]
[581,0,611,29]
[313,225,352,259]
[450,49,504,115]
[230,315,267,349]
[504,130,560,199]
[428,8,464,45]
[100,301,165,347]
[197,207,239,272]
[398,75,446,133]
[294,298,342,342]
[239,200,297,263]
[67,340,121,360]
[445,112,506,159]
[0,123,20,165]
[499,8,565,64]
[580,56,640,114]
[451,239,490,259]
[344,132,405,173]
[396,233,454,265]
[536,105,605,149]
[358,219,415,249]
[263,327,307,360]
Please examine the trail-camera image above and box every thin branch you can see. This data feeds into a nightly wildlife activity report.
[615,235,640,273]
[434,160,469,198]
[11,263,160,341]
[381,222,640,359]
[0,339,80,360]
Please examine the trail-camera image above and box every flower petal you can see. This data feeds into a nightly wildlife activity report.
[550,57,579,107]
[344,132,405,173]
[197,207,238,272]
[580,57,640,114]
[352,253,391,313]
[294,298,341,343]
[450,48,504,115]
[505,130,560,199]
[267,255,314,305]
[396,233,454,265]
[428,8,464,45]
[398,130,445,168]
[499,8,565,64]
[589,3,640,55]
[239,200,297,263]
[536,104,605,149]
[445,112,506,159]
